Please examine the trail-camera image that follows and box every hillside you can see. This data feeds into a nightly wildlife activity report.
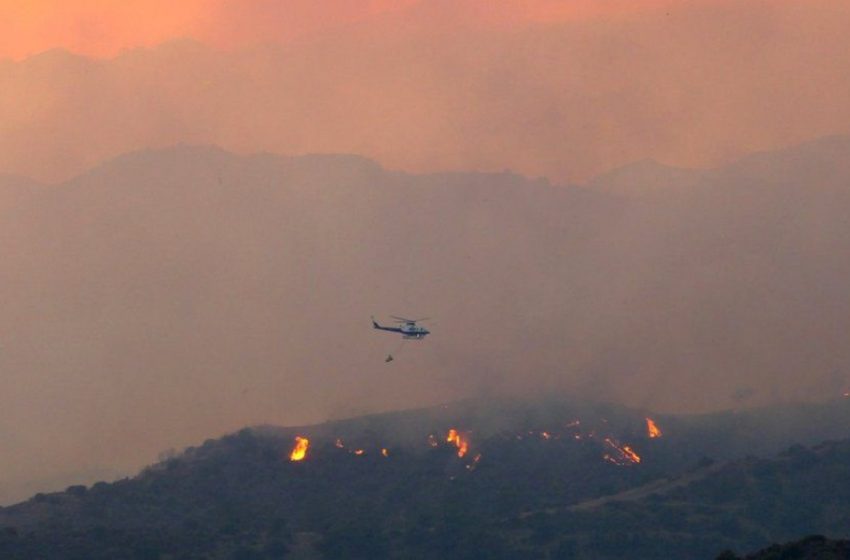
[1,398,850,558]
[501,437,850,559]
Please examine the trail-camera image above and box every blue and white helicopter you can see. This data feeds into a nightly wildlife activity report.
[372,316,430,340]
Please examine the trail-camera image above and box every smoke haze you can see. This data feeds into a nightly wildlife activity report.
[2,138,850,503]
[2,0,850,509]
[1,1,850,183]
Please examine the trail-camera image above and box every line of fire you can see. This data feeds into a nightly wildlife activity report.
[287,417,665,470]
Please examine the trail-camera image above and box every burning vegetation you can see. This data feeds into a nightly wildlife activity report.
[289,436,309,462]
[646,417,663,438]
[446,428,470,458]
[603,438,641,466]
[283,415,653,472]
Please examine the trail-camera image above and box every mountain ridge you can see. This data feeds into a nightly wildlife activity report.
[14,132,849,191]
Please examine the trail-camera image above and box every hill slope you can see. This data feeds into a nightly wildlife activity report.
[2,398,850,559]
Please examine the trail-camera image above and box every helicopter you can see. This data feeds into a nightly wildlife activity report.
[372,316,431,340]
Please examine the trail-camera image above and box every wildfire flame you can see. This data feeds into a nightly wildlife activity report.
[646,417,662,439]
[289,436,309,461]
[603,437,641,465]
[622,445,641,463]
[287,420,650,471]
[446,428,469,458]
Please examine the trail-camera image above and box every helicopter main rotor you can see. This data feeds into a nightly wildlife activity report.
[390,316,430,324]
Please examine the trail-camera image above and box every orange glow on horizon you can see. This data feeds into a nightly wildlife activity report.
[0,0,206,59]
[0,0,687,60]
[0,0,415,59]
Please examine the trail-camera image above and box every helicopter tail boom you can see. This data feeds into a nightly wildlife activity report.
[372,317,404,333]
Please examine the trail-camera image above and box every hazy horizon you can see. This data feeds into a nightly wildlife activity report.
[2,1,850,185]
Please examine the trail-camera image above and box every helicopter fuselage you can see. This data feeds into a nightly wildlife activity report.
[372,318,430,339]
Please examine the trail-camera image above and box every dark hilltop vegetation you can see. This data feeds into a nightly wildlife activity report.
[717,535,850,560]
[1,397,850,559]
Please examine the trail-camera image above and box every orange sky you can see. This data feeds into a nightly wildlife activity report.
[1,0,849,185]
[0,0,680,60]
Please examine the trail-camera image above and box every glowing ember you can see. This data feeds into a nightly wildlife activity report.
[466,453,482,471]
[646,417,663,439]
[446,428,469,458]
[354,449,365,456]
[289,436,309,462]
[381,448,389,457]
[428,434,439,447]
[541,431,551,440]
[456,439,468,458]
[335,438,345,448]
[603,437,641,465]
[844,391,850,399]
[622,445,641,463]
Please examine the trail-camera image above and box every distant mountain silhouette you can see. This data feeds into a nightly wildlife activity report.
[587,158,704,196]
[2,0,850,185]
